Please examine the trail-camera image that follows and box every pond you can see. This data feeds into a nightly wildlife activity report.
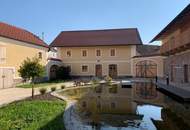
[58,82,190,130]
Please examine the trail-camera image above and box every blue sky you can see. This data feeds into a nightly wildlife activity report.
[0,0,189,45]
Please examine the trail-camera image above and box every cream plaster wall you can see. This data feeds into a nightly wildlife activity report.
[57,45,137,77]
[0,36,48,78]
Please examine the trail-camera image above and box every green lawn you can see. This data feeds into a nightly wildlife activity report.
[16,80,65,88]
[0,100,66,130]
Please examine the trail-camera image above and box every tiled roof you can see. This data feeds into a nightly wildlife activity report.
[50,28,142,47]
[136,45,161,56]
[0,22,48,48]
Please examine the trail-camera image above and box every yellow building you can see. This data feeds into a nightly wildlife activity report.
[0,22,49,88]
[50,28,143,78]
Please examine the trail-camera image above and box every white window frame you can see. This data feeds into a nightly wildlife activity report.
[81,50,88,57]
[38,51,43,59]
[81,64,89,73]
[110,48,116,57]
[95,49,101,57]
[66,50,72,58]
[0,46,6,64]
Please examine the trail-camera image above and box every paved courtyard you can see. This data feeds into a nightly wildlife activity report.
[0,88,34,106]
[0,82,74,107]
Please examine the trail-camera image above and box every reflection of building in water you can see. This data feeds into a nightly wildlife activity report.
[135,82,157,99]
[78,85,137,114]
[133,82,166,106]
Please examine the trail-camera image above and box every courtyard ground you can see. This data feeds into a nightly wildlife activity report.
[0,81,74,107]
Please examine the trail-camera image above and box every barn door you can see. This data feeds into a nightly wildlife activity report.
[95,64,102,78]
[136,61,157,78]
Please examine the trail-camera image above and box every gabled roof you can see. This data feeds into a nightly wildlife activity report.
[0,22,48,48]
[50,28,142,47]
[151,4,190,42]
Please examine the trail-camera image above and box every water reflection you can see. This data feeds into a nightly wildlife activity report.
[60,82,190,130]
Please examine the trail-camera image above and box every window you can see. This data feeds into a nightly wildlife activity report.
[82,65,88,72]
[38,52,42,59]
[110,49,115,56]
[82,50,87,57]
[0,46,6,63]
[111,102,116,109]
[184,64,189,83]
[96,49,101,56]
[66,50,71,57]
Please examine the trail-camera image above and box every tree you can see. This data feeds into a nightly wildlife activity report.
[18,57,45,98]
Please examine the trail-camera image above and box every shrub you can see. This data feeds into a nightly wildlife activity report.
[56,66,71,80]
[104,75,112,85]
[61,85,65,89]
[39,88,47,95]
[51,87,56,92]
[91,77,100,85]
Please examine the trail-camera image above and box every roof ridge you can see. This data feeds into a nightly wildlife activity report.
[61,28,138,33]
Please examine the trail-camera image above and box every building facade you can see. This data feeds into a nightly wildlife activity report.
[50,28,143,78]
[151,4,190,87]
[132,45,164,78]
[0,22,49,88]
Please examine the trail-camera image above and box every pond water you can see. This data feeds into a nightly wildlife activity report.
[59,82,190,130]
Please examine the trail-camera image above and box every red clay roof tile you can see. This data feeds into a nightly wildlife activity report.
[0,22,48,48]
[50,28,142,47]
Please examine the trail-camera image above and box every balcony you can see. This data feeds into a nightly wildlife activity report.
[160,30,190,55]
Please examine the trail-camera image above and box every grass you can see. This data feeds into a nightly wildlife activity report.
[16,80,65,88]
[0,100,66,130]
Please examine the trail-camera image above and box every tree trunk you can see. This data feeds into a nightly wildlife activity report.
[31,78,35,98]
[32,83,34,98]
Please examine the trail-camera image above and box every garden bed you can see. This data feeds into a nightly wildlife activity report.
[0,94,66,130]
[16,80,65,88]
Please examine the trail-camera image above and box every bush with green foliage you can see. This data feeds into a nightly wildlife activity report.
[39,88,47,95]
[51,87,57,92]
[104,75,112,85]
[56,66,71,80]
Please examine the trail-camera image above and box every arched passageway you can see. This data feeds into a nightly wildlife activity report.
[50,65,59,80]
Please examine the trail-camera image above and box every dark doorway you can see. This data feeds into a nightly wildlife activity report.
[95,64,102,78]
[50,65,59,80]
